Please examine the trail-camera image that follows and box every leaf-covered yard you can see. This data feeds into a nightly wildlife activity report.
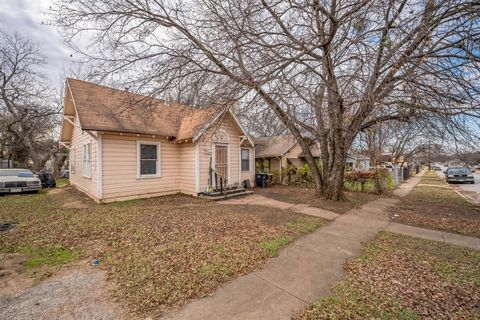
[255,185,379,214]
[299,232,480,320]
[0,187,327,317]
[389,171,480,237]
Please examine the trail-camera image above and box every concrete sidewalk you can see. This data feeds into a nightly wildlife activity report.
[220,194,340,220]
[162,206,393,320]
[163,170,480,320]
[387,223,480,250]
[392,170,424,197]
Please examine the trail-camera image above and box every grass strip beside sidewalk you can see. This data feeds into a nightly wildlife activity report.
[390,171,480,238]
[299,232,480,320]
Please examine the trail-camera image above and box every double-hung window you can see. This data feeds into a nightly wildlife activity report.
[241,148,250,171]
[137,142,160,178]
[82,143,91,178]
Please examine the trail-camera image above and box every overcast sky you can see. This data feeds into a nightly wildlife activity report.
[0,0,74,90]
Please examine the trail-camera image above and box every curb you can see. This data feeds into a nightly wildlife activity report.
[451,186,480,206]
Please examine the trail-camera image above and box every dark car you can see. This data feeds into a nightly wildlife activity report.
[35,172,56,188]
[445,167,475,184]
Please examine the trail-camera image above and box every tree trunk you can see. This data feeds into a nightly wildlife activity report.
[321,153,347,201]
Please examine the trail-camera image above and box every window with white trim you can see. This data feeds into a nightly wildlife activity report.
[82,143,91,178]
[137,141,160,177]
[70,148,75,174]
[241,148,250,171]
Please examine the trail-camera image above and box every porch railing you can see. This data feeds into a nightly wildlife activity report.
[208,158,228,198]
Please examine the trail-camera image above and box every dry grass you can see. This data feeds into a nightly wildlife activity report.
[255,185,379,214]
[419,171,448,186]
[298,232,480,320]
[0,187,327,317]
[390,171,480,237]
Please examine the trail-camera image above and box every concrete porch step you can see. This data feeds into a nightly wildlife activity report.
[199,190,254,201]
[200,187,247,197]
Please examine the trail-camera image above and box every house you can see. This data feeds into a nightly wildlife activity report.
[254,135,304,173]
[299,143,360,170]
[378,153,408,167]
[59,78,255,203]
[255,135,363,172]
[357,156,371,170]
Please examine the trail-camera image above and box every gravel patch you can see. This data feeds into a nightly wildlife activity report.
[0,267,123,320]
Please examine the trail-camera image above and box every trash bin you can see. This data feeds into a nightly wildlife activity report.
[255,173,268,188]
[36,172,56,188]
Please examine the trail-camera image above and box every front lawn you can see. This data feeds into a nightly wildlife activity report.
[390,171,480,237]
[299,232,480,319]
[255,185,379,214]
[0,187,327,317]
[55,178,70,187]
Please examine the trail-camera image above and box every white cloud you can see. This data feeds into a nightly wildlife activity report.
[0,0,74,89]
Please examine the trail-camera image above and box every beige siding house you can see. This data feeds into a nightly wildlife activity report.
[254,135,304,172]
[60,78,255,203]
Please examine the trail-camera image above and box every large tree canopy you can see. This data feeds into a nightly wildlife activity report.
[52,0,480,199]
[0,31,60,168]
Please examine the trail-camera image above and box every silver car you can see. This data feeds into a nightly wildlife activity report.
[445,167,475,184]
[0,169,42,193]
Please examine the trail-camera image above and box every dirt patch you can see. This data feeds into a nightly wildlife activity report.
[0,254,34,299]
[61,200,90,209]
[47,188,65,195]
[0,264,125,320]
[255,185,378,214]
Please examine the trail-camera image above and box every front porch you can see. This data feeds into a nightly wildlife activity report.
[198,159,253,200]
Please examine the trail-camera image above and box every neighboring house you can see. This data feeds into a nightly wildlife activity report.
[299,143,359,169]
[59,78,255,203]
[254,135,304,172]
[357,156,371,170]
[255,135,363,172]
[378,153,408,167]
[345,154,358,170]
[377,153,393,165]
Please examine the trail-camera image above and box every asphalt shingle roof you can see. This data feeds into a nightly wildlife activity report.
[67,78,219,140]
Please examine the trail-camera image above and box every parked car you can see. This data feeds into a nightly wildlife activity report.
[444,167,475,184]
[433,166,442,171]
[0,169,42,193]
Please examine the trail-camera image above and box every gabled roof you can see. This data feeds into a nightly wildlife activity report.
[254,135,297,158]
[63,78,221,141]
[378,153,392,162]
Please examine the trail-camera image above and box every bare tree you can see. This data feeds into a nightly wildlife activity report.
[52,0,480,200]
[0,31,60,168]
[358,120,427,167]
[358,122,391,166]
